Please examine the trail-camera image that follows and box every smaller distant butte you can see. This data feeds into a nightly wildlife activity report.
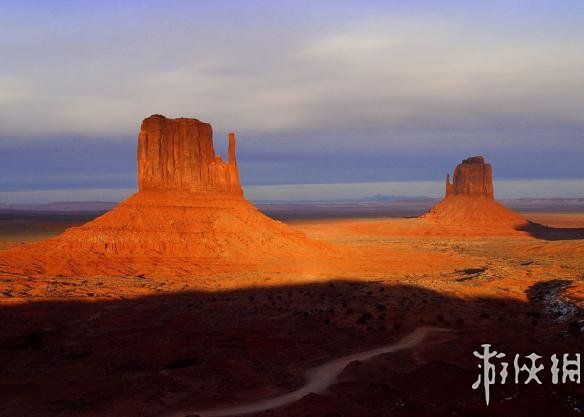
[445,155,493,199]
[423,155,527,228]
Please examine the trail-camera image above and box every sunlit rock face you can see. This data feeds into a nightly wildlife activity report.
[425,156,527,228]
[445,156,494,199]
[0,115,327,278]
[137,114,241,194]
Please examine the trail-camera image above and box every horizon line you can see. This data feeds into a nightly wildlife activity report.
[1,179,583,204]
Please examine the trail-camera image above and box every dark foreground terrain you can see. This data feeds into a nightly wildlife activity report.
[2,280,583,417]
[0,210,583,416]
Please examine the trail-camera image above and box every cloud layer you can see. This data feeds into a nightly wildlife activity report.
[0,1,583,194]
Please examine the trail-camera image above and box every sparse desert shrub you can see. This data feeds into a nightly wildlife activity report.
[357,311,373,324]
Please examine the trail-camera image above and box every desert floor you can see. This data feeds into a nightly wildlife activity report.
[0,211,583,417]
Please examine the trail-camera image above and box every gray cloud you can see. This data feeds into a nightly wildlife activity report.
[0,2,583,193]
[2,11,584,139]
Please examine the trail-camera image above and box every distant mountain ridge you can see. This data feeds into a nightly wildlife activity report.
[0,201,118,212]
[1,197,584,213]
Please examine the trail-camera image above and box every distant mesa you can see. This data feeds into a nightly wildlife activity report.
[445,156,493,199]
[423,155,528,228]
[0,115,325,278]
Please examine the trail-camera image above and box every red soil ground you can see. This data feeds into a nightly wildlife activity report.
[0,211,583,417]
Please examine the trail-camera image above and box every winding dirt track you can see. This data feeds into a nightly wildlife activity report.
[168,327,452,417]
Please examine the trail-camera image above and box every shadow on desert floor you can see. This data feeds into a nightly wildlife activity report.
[0,279,582,417]
[516,222,584,241]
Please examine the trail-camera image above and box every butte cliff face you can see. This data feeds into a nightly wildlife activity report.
[0,115,326,278]
[137,115,241,194]
[445,156,493,199]
[425,156,527,228]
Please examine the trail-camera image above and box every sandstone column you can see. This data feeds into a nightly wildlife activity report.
[137,115,242,194]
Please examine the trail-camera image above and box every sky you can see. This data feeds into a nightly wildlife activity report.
[1,0,583,202]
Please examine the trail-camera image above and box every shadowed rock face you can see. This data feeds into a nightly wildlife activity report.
[138,114,241,194]
[445,156,494,199]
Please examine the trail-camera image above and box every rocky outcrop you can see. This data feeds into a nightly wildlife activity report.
[137,115,241,194]
[423,156,527,228]
[444,156,494,199]
[445,174,453,197]
[0,115,328,278]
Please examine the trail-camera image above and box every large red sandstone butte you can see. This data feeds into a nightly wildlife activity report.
[424,156,527,228]
[0,115,326,278]
[138,115,241,193]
